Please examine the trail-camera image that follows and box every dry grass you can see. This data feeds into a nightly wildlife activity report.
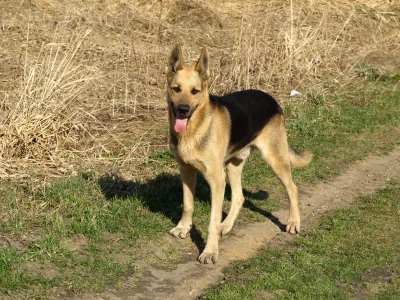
[0,0,399,179]
[1,25,95,160]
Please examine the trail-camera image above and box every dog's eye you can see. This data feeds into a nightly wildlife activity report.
[191,89,200,95]
[172,87,181,93]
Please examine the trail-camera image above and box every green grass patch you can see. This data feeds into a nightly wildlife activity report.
[0,80,399,296]
[241,81,400,205]
[356,63,400,83]
[201,180,400,299]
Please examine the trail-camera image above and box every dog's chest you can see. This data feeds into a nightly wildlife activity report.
[172,138,208,172]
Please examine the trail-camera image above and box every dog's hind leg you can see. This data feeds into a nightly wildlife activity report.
[260,146,300,233]
[170,164,197,239]
[255,121,301,234]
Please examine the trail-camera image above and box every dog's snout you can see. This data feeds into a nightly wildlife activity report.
[177,104,190,115]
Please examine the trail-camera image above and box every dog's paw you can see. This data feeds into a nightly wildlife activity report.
[169,224,191,239]
[198,249,219,264]
[220,221,233,236]
[286,218,300,234]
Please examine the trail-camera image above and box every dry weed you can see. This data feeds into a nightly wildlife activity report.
[0,25,96,160]
[0,0,399,179]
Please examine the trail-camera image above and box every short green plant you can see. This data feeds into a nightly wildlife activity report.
[201,180,400,299]
[0,80,399,296]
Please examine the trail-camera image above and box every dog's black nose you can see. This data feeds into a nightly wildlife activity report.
[177,104,190,115]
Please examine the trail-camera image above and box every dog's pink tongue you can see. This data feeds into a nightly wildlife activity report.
[174,116,188,133]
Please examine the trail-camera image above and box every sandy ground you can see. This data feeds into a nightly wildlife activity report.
[54,145,400,300]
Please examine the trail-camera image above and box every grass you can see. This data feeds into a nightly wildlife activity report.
[242,80,400,191]
[0,26,97,160]
[0,79,399,297]
[0,1,399,297]
[201,180,400,299]
[1,0,399,174]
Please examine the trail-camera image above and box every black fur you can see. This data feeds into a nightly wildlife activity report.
[170,130,178,146]
[210,89,282,153]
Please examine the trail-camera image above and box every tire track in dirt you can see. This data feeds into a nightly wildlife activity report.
[57,146,400,300]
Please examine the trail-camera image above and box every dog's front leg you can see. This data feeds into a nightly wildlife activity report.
[198,168,226,264]
[170,164,197,238]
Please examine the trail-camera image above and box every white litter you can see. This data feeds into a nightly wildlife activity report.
[290,90,302,96]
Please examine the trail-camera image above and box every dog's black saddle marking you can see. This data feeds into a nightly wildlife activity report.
[210,89,282,153]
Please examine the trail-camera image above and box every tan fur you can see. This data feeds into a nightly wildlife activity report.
[167,44,313,264]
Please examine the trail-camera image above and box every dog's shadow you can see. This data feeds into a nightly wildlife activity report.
[98,172,285,254]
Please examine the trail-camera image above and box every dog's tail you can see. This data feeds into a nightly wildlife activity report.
[288,146,313,168]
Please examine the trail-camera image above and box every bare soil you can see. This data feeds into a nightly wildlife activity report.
[1,1,399,298]
[54,146,400,299]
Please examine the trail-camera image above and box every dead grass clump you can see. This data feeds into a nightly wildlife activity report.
[165,0,223,29]
[0,0,399,179]
[0,26,96,160]
[210,0,400,95]
[159,0,232,62]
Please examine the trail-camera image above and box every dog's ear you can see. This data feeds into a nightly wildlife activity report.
[168,43,184,75]
[195,47,209,80]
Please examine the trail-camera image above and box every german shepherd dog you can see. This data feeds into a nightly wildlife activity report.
[166,44,312,264]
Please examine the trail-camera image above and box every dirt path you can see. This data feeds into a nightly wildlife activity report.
[58,146,400,300]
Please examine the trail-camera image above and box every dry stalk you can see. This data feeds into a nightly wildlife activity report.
[0,0,399,179]
[0,24,96,160]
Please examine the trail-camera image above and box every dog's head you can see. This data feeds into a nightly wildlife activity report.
[166,44,209,134]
